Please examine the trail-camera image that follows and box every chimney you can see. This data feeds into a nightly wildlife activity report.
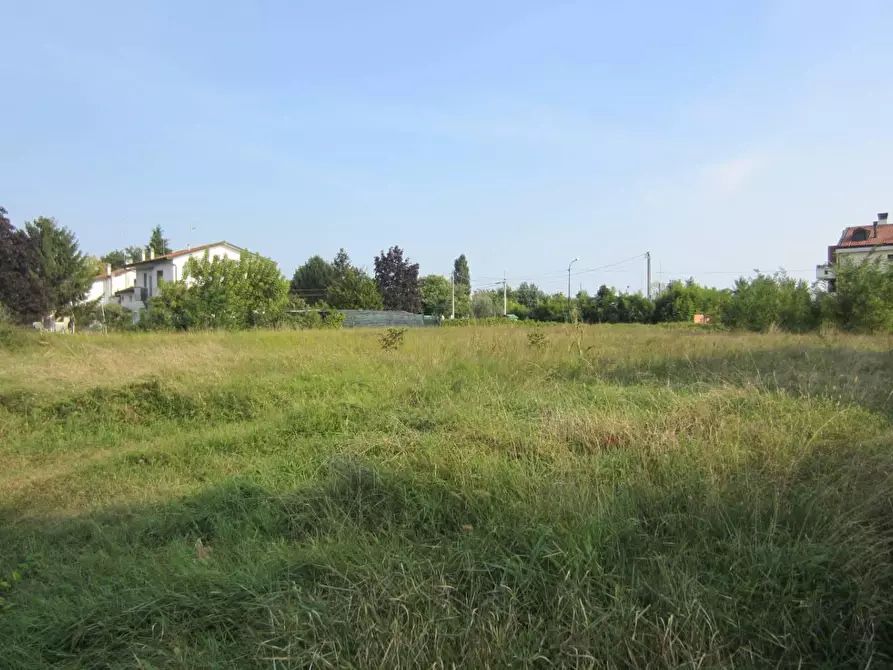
[106,263,112,276]
[874,221,879,238]
[141,247,147,262]
[150,247,155,260]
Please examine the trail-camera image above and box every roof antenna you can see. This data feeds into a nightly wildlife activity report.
[187,223,196,251]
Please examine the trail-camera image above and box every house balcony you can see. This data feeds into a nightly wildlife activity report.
[816,264,836,281]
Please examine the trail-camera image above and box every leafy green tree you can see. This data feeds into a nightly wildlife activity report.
[506,300,530,319]
[374,246,421,312]
[453,254,470,287]
[453,254,471,299]
[25,217,93,321]
[141,281,192,330]
[530,293,568,322]
[85,255,105,276]
[825,260,893,332]
[332,248,352,277]
[420,275,452,316]
[146,251,289,329]
[594,285,619,322]
[515,282,544,310]
[325,249,382,309]
[0,207,47,323]
[616,293,654,323]
[290,255,335,305]
[472,291,498,318]
[100,249,129,269]
[653,280,697,323]
[326,266,383,309]
[149,226,172,256]
[125,245,146,263]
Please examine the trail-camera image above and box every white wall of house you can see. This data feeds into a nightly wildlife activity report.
[116,290,142,310]
[836,246,893,269]
[86,269,136,304]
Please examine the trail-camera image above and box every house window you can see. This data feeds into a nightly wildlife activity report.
[852,228,869,242]
[887,254,893,261]
[157,270,164,285]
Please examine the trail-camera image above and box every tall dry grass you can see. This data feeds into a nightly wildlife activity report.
[1,325,891,667]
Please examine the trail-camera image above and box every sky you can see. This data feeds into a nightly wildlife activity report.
[2,0,892,294]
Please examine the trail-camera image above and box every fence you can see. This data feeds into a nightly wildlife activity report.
[340,310,440,328]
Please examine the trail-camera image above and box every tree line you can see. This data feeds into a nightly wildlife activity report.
[5,204,893,333]
[479,266,893,333]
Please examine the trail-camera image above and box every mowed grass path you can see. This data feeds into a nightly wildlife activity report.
[1,326,892,668]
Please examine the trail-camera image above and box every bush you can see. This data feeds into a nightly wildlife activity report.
[442,317,535,328]
[723,273,818,332]
[283,310,345,330]
[825,260,893,332]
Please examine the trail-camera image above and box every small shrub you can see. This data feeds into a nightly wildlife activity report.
[380,327,406,351]
[285,310,345,330]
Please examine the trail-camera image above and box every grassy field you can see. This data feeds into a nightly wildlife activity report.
[1,325,892,668]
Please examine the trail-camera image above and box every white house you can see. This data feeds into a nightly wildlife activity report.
[85,241,246,313]
[116,241,245,311]
[87,265,136,305]
[817,212,891,292]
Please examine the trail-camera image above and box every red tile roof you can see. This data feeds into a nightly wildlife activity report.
[837,225,893,248]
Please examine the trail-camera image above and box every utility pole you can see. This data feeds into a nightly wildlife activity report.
[450,271,455,319]
[646,251,652,300]
[503,270,507,316]
[567,257,579,321]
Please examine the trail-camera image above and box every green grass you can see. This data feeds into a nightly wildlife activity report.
[1,325,892,668]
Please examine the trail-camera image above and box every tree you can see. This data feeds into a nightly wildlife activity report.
[453,254,470,287]
[616,293,654,324]
[820,260,893,332]
[145,251,289,330]
[515,282,543,310]
[374,246,421,312]
[149,226,172,256]
[420,275,452,316]
[332,248,351,276]
[530,293,569,322]
[84,255,105,276]
[0,207,46,323]
[101,249,129,269]
[125,245,146,263]
[472,291,498,318]
[653,280,698,323]
[325,249,382,310]
[326,266,383,309]
[290,255,335,305]
[25,217,93,321]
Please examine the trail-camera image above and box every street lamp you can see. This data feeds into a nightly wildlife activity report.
[567,258,579,320]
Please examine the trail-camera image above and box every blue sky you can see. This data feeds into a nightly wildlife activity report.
[2,0,892,294]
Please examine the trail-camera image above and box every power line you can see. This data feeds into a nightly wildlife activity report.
[477,252,647,284]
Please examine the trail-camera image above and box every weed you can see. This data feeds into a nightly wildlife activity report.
[379,327,406,351]
[527,329,547,350]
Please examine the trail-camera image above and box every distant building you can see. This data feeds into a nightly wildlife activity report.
[693,314,711,325]
[817,212,891,292]
[85,241,246,313]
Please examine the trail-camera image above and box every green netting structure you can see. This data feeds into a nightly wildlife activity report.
[341,310,440,328]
